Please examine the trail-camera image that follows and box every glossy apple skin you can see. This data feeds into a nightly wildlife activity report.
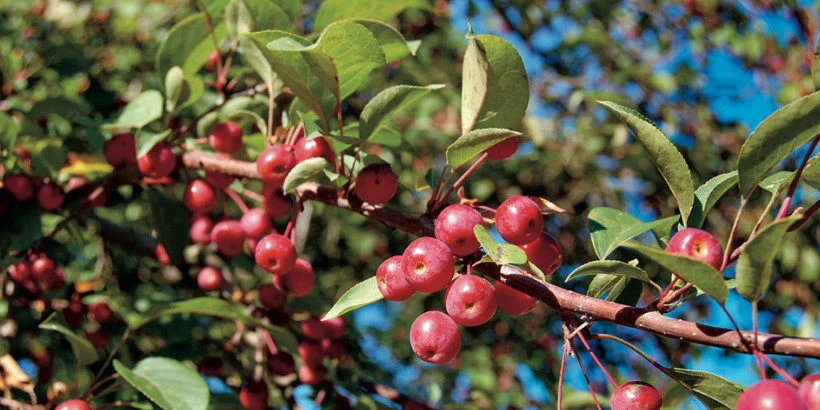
[239,380,269,410]
[799,373,820,410]
[263,186,292,218]
[434,204,485,256]
[254,233,296,275]
[494,281,538,316]
[301,316,325,341]
[210,220,245,257]
[294,136,335,165]
[401,237,456,293]
[240,208,273,240]
[737,380,807,410]
[54,399,92,410]
[486,136,519,160]
[37,182,65,211]
[4,174,35,201]
[183,179,217,213]
[88,302,113,323]
[197,266,224,292]
[268,351,295,376]
[495,195,543,245]
[103,133,137,167]
[256,145,296,189]
[376,255,415,301]
[665,227,723,270]
[519,232,562,275]
[258,283,285,310]
[444,275,497,326]
[610,381,663,410]
[298,363,327,385]
[298,341,324,368]
[138,143,176,178]
[190,214,214,244]
[409,311,461,364]
[209,121,243,153]
[272,258,314,296]
[354,163,398,205]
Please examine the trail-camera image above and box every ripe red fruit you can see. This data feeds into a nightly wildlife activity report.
[258,283,285,310]
[63,294,86,328]
[666,227,723,271]
[301,316,325,341]
[322,316,345,340]
[268,351,296,376]
[88,302,113,323]
[205,153,236,189]
[495,195,543,245]
[434,204,485,256]
[8,262,32,283]
[239,380,269,410]
[255,234,297,275]
[272,258,314,297]
[798,373,820,410]
[85,328,109,349]
[240,208,272,240]
[211,220,245,257]
[155,244,171,265]
[376,255,415,301]
[138,143,177,178]
[183,180,218,213]
[610,381,663,410]
[519,232,562,275]
[298,341,324,367]
[486,136,519,160]
[298,363,327,385]
[409,311,461,364]
[4,174,35,201]
[494,281,538,316]
[31,256,57,283]
[189,214,214,244]
[263,186,292,218]
[54,399,92,410]
[256,145,296,188]
[401,237,455,293]
[354,163,398,205]
[37,182,65,211]
[204,50,220,73]
[445,275,497,326]
[737,380,806,410]
[197,266,224,292]
[103,133,137,167]
[294,136,335,164]
[209,121,243,153]
[320,338,346,360]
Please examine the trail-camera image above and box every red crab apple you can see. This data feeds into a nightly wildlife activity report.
[298,363,327,385]
[37,182,65,211]
[103,133,137,167]
[183,179,217,213]
[495,195,543,245]
[409,311,461,364]
[434,204,486,256]
[263,186,292,218]
[88,302,113,323]
[8,262,32,283]
[54,400,92,410]
[321,338,346,360]
[85,328,109,349]
[4,174,35,201]
[354,163,398,205]
[254,233,296,275]
[445,275,497,326]
[298,341,324,367]
[736,380,806,410]
[665,228,723,270]
[256,145,296,188]
[197,266,224,292]
[239,380,269,410]
[377,255,415,301]
[402,237,456,293]
[189,214,214,244]
[300,316,325,341]
[31,256,57,283]
[519,232,562,275]
[294,136,335,165]
[209,121,243,153]
[494,281,538,316]
[486,136,520,160]
[322,316,345,340]
[610,381,663,410]
[258,283,285,310]
[205,153,236,189]
[138,143,176,178]
[798,373,820,410]
[240,208,272,240]
[268,351,295,376]
[272,258,314,296]
[211,220,245,257]
[204,50,220,72]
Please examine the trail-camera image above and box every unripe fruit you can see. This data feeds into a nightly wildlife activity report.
[495,195,543,245]
[798,373,820,410]
[409,311,461,364]
[103,133,137,167]
[190,214,214,244]
[205,153,236,189]
[54,399,92,410]
[268,351,296,376]
[255,234,297,275]
[486,136,519,160]
[322,316,345,340]
[5,174,35,201]
[519,232,562,275]
[204,50,220,73]
[294,136,335,164]
[37,182,65,211]
[183,180,217,213]
[263,186,292,218]
[354,163,398,205]
[88,302,113,323]
[402,237,455,293]
[197,266,224,292]
[301,316,325,341]
[209,121,243,153]
[737,380,806,410]
[256,145,296,188]
[211,220,245,257]
[239,380,269,410]
[445,275,497,326]
[666,228,723,271]
[138,143,176,178]
[298,363,327,385]
[376,255,415,301]
[272,258,314,297]
[298,341,324,367]
[258,283,285,310]
[494,281,538,316]
[8,262,32,282]
[434,204,485,256]
[610,381,663,410]
[240,208,272,240]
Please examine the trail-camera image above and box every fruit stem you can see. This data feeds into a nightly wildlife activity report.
[569,339,603,410]
[262,330,279,354]
[557,342,569,410]
[751,301,766,379]
[574,328,619,389]
[225,188,250,213]
[720,197,748,272]
[754,351,801,387]
[241,189,265,204]
[442,152,489,201]
[428,162,450,209]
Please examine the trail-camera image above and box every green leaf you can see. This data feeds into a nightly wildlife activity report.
[114,358,209,410]
[227,110,267,135]
[225,0,292,36]
[313,0,428,31]
[323,277,383,320]
[588,207,679,259]
[625,242,728,305]
[165,66,185,113]
[599,100,695,223]
[145,188,190,264]
[802,154,820,190]
[115,90,164,129]
[566,260,652,284]
[0,111,19,149]
[39,313,100,365]
[282,158,331,193]
[354,19,420,62]
[688,171,738,228]
[446,128,521,168]
[8,206,42,252]
[759,170,794,196]
[667,368,744,409]
[461,34,529,134]
[31,145,67,178]
[735,216,800,302]
[157,14,227,78]
[298,111,324,140]
[587,274,629,301]
[813,37,819,90]
[472,225,527,266]
[359,84,444,142]
[737,91,820,195]
[136,129,172,158]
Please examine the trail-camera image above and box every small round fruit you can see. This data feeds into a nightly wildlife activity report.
[88,302,113,323]
[322,316,345,340]
[354,163,398,205]
[401,237,455,293]
[268,351,295,376]
[610,381,663,410]
[138,143,177,178]
[495,195,543,245]
[798,373,820,410]
[294,136,335,164]
[263,186,292,218]
[240,208,272,240]
[205,154,236,189]
[37,182,65,211]
[31,256,57,283]
[5,174,35,201]
[666,228,723,271]
[494,281,538,316]
[184,180,218,213]
[255,234,296,275]
[55,399,92,410]
[519,232,562,275]
[103,133,137,167]
[445,275,497,326]
[298,341,324,368]
[204,50,220,72]
[258,284,285,310]
[211,220,245,257]
[409,311,461,364]
[256,145,296,188]
[321,338,346,360]
[376,256,415,301]
[209,121,243,153]
[298,363,327,385]
[239,380,269,410]
[8,262,32,283]
[190,214,214,244]
[272,258,314,296]
[85,328,109,349]
[434,204,485,256]
[486,136,519,160]
[197,266,224,292]
[736,380,806,410]
[301,316,325,341]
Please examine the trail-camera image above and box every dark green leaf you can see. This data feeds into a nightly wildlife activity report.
[145,188,190,264]
[802,154,820,190]
[157,14,227,78]
[39,313,100,365]
[114,358,209,410]
[0,112,19,149]
[282,158,331,193]
[735,216,800,302]
[297,111,324,140]
[446,128,521,168]
[587,274,628,301]
[688,171,738,228]
[813,37,819,90]
[323,277,383,319]
[227,110,267,135]
[31,145,67,178]
[566,260,652,284]
[359,84,444,142]
[667,368,744,409]
[313,0,428,30]
[136,130,172,158]
[8,206,42,252]
[115,90,164,129]
[588,207,679,259]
